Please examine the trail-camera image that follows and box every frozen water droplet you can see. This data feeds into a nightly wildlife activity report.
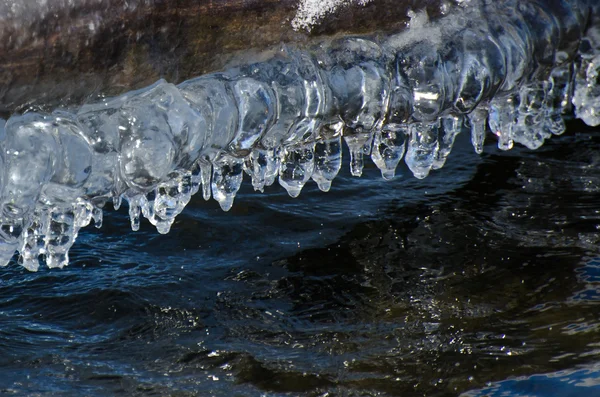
[113,195,122,210]
[92,207,103,229]
[545,63,574,119]
[343,127,373,177]
[313,136,342,192]
[200,160,212,201]
[433,115,463,170]
[19,212,48,272]
[513,83,550,149]
[211,154,244,211]
[574,54,600,126]
[278,144,315,198]
[405,121,439,179]
[147,171,193,234]
[45,210,78,269]
[489,95,517,151]
[264,147,281,188]
[468,109,488,154]
[127,195,146,231]
[371,125,407,180]
[0,219,25,267]
[244,149,270,192]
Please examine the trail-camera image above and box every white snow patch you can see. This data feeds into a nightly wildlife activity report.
[291,0,373,31]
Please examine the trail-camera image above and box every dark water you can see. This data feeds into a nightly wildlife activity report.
[2,123,600,396]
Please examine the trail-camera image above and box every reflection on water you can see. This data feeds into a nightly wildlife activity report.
[2,123,600,396]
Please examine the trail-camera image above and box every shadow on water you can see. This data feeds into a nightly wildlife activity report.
[2,124,600,396]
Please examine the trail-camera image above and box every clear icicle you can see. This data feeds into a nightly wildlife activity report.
[127,195,146,232]
[488,94,518,151]
[244,149,269,192]
[200,160,212,201]
[343,127,374,177]
[19,212,49,272]
[574,54,600,126]
[405,121,440,179]
[113,195,122,210]
[278,144,316,198]
[264,147,281,188]
[371,125,407,180]
[313,135,342,192]
[468,108,488,154]
[189,161,202,196]
[434,115,463,170]
[147,171,193,234]
[211,154,244,211]
[45,210,78,269]
[513,82,550,149]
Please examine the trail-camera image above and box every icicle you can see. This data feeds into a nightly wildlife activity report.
[405,121,440,179]
[44,210,78,269]
[200,160,212,201]
[343,127,373,177]
[433,115,463,170]
[264,147,281,188]
[145,171,193,234]
[488,94,518,151]
[543,63,573,135]
[189,161,201,196]
[244,149,269,192]
[513,83,550,149]
[127,195,146,232]
[113,195,122,210]
[92,207,103,229]
[19,212,48,272]
[278,144,316,198]
[468,108,488,154]
[573,54,600,126]
[211,154,244,211]
[371,125,407,180]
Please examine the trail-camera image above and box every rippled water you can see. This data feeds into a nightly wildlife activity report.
[2,122,600,396]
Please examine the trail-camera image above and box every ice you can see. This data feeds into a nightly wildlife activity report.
[488,94,518,151]
[468,109,488,155]
[312,122,343,192]
[3,114,59,215]
[397,41,448,122]
[199,160,212,201]
[319,38,389,176]
[433,115,463,170]
[405,121,440,179]
[211,154,244,211]
[574,55,600,126]
[126,195,146,232]
[145,171,194,234]
[371,125,407,180]
[1,0,600,270]
[278,144,316,197]
[244,149,269,192]
[446,27,506,114]
[230,77,275,154]
[512,82,552,150]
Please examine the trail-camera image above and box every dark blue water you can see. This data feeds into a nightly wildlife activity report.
[2,124,600,396]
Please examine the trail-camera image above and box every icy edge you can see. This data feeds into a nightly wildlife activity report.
[1,0,600,270]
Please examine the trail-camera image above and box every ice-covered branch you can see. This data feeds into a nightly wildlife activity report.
[1,0,600,270]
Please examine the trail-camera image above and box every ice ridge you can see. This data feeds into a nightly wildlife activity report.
[1,0,600,270]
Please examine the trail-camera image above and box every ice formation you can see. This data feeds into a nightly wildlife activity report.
[1,0,600,270]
